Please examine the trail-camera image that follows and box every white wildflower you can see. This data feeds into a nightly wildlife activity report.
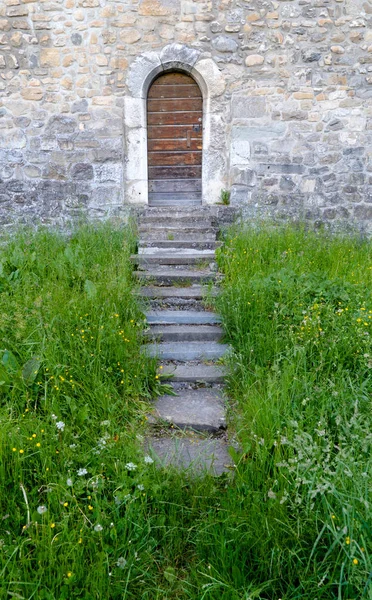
[267,489,277,500]
[51,414,57,420]
[69,444,77,449]
[125,462,137,471]
[37,505,47,515]
[66,478,73,487]
[100,420,110,427]
[144,455,154,464]
[94,523,103,532]
[137,484,145,491]
[116,557,127,569]
[56,421,65,432]
[77,468,88,476]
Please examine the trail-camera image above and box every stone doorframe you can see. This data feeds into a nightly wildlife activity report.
[124,43,227,206]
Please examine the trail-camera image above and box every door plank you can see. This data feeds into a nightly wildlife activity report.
[151,72,195,84]
[149,166,202,179]
[148,84,202,99]
[148,98,203,113]
[149,179,202,193]
[147,111,202,126]
[148,151,202,167]
[148,125,202,139]
[148,139,202,152]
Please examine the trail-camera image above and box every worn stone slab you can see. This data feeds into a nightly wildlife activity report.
[146,435,234,476]
[140,241,222,250]
[139,229,217,242]
[138,248,216,257]
[144,341,229,361]
[139,285,217,299]
[149,388,226,432]
[150,198,202,207]
[135,268,217,285]
[159,364,226,383]
[139,218,214,229]
[146,324,223,342]
[131,252,216,266]
[146,310,221,325]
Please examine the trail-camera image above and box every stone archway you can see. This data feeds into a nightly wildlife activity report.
[124,44,226,206]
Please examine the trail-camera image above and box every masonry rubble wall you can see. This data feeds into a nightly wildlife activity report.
[0,0,371,230]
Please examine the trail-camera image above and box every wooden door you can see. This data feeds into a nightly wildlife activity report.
[147,72,202,206]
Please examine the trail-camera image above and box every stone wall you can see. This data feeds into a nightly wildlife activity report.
[0,0,371,229]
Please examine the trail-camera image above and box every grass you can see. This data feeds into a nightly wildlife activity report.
[216,221,372,599]
[0,221,371,599]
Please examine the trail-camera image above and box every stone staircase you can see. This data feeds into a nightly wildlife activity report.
[132,206,236,475]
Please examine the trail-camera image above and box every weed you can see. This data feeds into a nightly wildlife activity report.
[220,189,231,205]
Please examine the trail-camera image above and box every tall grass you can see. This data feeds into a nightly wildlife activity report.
[0,221,371,599]
[217,222,372,599]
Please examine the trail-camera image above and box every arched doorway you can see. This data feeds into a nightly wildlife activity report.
[147,72,203,206]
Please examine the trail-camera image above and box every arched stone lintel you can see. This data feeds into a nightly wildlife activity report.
[125,44,227,205]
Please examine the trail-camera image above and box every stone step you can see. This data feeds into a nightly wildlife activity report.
[159,364,226,383]
[139,285,217,300]
[140,230,217,242]
[135,268,217,285]
[146,435,234,476]
[146,310,221,325]
[139,207,220,217]
[149,388,226,433]
[144,341,229,361]
[148,300,208,312]
[146,324,223,342]
[139,223,216,233]
[131,252,215,266]
[149,198,202,207]
[139,218,213,230]
[139,240,222,250]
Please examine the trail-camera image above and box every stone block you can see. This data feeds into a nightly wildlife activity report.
[212,35,238,53]
[231,123,286,146]
[71,99,88,113]
[45,116,77,135]
[230,167,257,187]
[21,87,43,101]
[89,186,121,207]
[40,48,60,67]
[71,163,94,180]
[302,49,321,62]
[94,163,122,184]
[231,129,251,165]
[256,163,305,176]
[245,54,265,67]
[127,51,162,98]
[139,0,179,16]
[160,43,200,71]
[191,58,225,98]
[120,28,141,44]
[71,33,83,45]
[231,95,267,119]
[0,130,26,149]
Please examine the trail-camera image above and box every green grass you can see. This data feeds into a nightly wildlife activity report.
[0,221,371,599]
[216,222,372,599]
